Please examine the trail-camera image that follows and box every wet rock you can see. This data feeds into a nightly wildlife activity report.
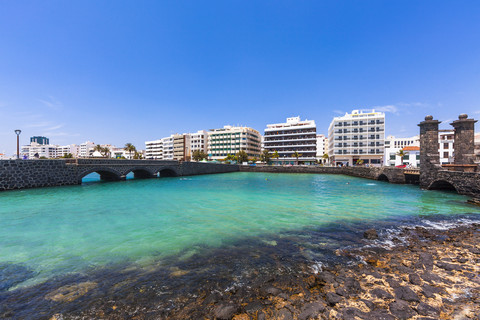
[389,300,416,320]
[418,252,434,270]
[203,292,221,305]
[394,286,420,302]
[360,299,375,310]
[344,277,361,293]
[342,307,366,319]
[244,301,263,313]
[365,310,396,320]
[326,292,342,306]
[420,271,442,283]
[371,288,394,299]
[276,308,293,320]
[436,261,462,271]
[421,284,443,299]
[386,278,400,289]
[0,263,36,292]
[364,229,379,240]
[318,271,335,284]
[45,281,97,302]
[261,286,281,296]
[408,273,422,286]
[257,312,266,320]
[335,286,348,296]
[214,303,238,320]
[298,301,326,320]
[416,302,440,317]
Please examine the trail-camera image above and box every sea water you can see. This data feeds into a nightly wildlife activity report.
[1,172,479,290]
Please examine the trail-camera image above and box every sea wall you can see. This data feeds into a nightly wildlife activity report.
[180,162,239,176]
[239,165,407,183]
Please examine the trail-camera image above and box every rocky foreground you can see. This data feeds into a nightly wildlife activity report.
[57,222,480,320]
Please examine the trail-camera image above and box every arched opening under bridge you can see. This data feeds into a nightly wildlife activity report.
[158,168,178,177]
[377,174,389,182]
[428,180,458,193]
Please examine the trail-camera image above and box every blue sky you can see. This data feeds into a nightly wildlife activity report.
[1,1,479,154]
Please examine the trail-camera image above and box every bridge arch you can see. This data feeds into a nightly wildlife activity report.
[157,167,179,177]
[427,180,458,192]
[377,173,390,182]
[124,167,156,179]
[77,167,123,183]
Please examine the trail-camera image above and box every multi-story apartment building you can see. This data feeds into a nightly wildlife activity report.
[263,117,317,165]
[173,134,191,161]
[162,136,174,160]
[190,130,208,154]
[316,134,328,163]
[328,110,385,166]
[79,141,96,158]
[439,130,454,164]
[208,125,261,161]
[145,139,163,159]
[56,144,79,158]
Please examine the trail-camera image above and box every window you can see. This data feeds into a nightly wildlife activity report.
[444,143,448,149]
[444,152,449,158]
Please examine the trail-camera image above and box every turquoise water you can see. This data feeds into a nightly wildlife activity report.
[0,172,478,289]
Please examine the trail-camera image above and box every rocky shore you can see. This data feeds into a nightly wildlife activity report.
[3,221,479,320]
[47,222,478,320]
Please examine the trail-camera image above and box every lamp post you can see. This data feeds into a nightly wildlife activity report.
[14,129,21,159]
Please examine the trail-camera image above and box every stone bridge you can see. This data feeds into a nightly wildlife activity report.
[0,159,239,191]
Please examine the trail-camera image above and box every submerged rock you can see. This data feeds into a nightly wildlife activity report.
[364,229,379,240]
[45,281,97,302]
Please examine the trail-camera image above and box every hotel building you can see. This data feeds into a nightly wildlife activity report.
[208,126,261,161]
[328,110,385,166]
[263,117,317,165]
[190,130,208,154]
[438,130,455,164]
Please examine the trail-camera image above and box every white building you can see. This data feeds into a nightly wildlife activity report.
[145,139,163,159]
[328,110,385,166]
[189,130,208,154]
[384,135,420,167]
[79,141,96,158]
[208,125,262,161]
[316,134,328,163]
[162,136,174,160]
[21,142,58,159]
[438,130,454,164]
[264,117,317,165]
[56,144,79,158]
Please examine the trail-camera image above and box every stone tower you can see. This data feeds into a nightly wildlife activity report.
[418,115,441,188]
[450,114,478,164]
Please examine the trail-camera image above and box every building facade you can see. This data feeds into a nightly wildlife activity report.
[263,117,317,165]
[189,130,208,154]
[438,130,455,164]
[208,126,261,161]
[316,134,328,163]
[145,139,163,159]
[328,110,385,166]
[30,136,49,145]
[384,135,420,167]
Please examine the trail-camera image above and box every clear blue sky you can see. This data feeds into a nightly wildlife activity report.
[1,1,479,154]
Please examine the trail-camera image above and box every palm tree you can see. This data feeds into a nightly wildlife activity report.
[236,150,249,164]
[124,143,136,159]
[321,153,329,165]
[260,149,271,164]
[224,154,236,162]
[396,149,409,165]
[101,147,111,158]
[93,144,103,157]
[292,151,302,165]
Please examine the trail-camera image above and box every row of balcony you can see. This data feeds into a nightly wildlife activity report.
[334,150,383,155]
[335,143,384,147]
[264,130,316,137]
[334,128,384,134]
[334,136,382,141]
[334,120,384,127]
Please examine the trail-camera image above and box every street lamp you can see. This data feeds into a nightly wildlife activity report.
[14,129,21,159]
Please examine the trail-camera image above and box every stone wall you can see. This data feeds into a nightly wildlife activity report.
[239,165,406,183]
[0,160,240,191]
[180,162,239,176]
[0,160,78,191]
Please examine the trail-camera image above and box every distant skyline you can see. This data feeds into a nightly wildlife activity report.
[1,1,479,155]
